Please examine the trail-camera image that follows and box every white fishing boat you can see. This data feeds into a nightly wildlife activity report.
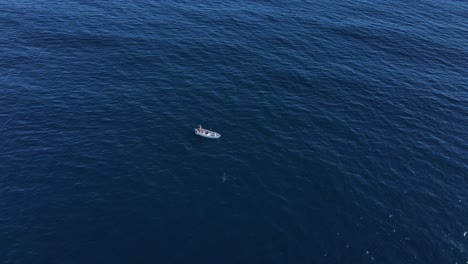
[194,125,221,139]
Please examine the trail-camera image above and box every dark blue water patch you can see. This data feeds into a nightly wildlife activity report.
[1,0,467,263]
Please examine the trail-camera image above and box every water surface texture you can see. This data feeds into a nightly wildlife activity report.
[1,0,467,263]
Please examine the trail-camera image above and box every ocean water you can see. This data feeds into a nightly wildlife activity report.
[0,0,467,263]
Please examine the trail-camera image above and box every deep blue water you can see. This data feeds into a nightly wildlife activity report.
[1,0,467,263]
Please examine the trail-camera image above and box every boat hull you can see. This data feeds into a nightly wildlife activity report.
[194,128,221,139]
